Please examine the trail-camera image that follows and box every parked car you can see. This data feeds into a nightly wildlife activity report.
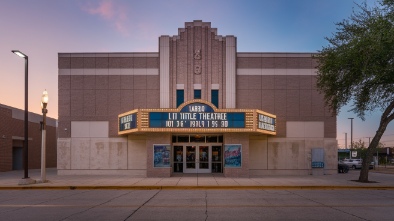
[369,161,375,169]
[338,161,349,173]
[342,158,374,169]
[342,159,362,169]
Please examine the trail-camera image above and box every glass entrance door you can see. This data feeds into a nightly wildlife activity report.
[184,145,211,173]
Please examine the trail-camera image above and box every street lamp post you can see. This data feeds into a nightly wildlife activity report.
[12,50,35,185]
[348,118,354,159]
[39,90,49,183]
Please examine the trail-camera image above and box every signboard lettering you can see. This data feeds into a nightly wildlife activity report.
[149,103,245,128]
[258,114,275,132]
[119,113,137,131]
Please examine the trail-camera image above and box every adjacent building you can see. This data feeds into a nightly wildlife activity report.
[57,20,337,177]
[0,104,57,172]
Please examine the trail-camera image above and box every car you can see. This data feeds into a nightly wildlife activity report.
[369,161,375,169]
[342,158,374,170]
[338,161,349,173]
[342,159,362,169]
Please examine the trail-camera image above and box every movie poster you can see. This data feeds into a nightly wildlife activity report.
[153,145,171,168]
[224,144,242,168]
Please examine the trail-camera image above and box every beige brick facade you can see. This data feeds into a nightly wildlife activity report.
[58,20,337,177]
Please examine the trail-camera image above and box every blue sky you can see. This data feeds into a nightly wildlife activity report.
[1,0,393,147]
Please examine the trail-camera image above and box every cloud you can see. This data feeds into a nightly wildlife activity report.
[82,0,129,36]
[86,0,114,19]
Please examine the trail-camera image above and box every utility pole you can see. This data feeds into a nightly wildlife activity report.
[345,133,347,149]
[348,118,354,159]
[345,133,348,159]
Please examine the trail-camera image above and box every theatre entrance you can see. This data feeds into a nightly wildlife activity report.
[172,135,223,174]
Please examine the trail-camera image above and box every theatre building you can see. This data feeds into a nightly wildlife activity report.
[57,20,337,177]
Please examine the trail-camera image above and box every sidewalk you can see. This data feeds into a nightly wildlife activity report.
[1,168,394,190]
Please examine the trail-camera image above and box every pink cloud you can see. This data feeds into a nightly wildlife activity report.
[86,0,114,19]
[82,0,129,36]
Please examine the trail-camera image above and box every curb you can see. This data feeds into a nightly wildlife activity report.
[1,185,394,190]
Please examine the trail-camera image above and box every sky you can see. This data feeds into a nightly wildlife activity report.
[1,0,393,147]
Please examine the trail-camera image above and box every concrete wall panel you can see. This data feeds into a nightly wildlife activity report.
[57,138,71,169]
[324,139,338,172]
[90,138,110,169]
[63,137,128,172]
[108,138,128,169]
[89,138,127,169]
[128,136,147,170]
[249,137,268,169]
[251,137,336,176]
[70,138,90,169]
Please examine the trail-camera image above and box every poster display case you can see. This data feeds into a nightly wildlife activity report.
[224,144,242,168]
[153,144,171,168]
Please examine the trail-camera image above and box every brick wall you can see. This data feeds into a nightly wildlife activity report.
[169,21,226,108]
[58,54,160,138]
[0,105,57,172]
[0,107,13,171]
[236,55,336,138]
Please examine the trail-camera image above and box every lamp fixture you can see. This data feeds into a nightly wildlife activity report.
[12,50,27,58]
[41,89,49,109]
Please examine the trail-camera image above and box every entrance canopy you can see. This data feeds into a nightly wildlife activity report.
[118,99,276,135]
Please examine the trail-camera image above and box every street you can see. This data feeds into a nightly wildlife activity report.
[1,189,394,221]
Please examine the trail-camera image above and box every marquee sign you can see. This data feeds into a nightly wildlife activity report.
[149,103,245,128]
[119,113,137,131]
[118,99,276,135]
[257,113,275,132]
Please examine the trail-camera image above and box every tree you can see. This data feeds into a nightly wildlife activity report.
[352,139,367,149]
[316,1,394,182]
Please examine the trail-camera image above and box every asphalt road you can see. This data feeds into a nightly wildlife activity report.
[1,189,394,221]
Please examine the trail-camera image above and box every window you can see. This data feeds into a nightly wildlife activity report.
[211,90,219,107]
[194,90,201,99]
[171,135,223,143]
[176,90,184,107]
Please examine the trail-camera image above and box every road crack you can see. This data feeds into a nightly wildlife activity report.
[124,189,161,221]
[59,190,132,221]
